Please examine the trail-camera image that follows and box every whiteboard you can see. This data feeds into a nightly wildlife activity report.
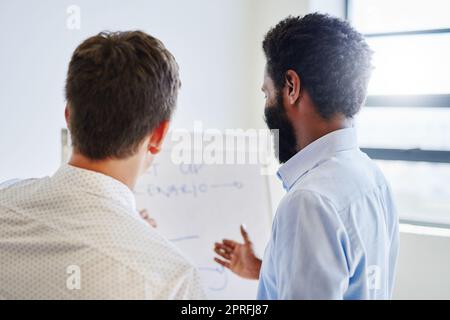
[134,140,273,299]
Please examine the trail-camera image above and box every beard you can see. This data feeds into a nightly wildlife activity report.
[264,96,298,164]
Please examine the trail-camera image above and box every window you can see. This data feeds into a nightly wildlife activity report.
[347,0,450,227]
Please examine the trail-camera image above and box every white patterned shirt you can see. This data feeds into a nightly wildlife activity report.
[0,164,205,300]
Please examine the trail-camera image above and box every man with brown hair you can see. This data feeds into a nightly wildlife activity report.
[0,31,205,299]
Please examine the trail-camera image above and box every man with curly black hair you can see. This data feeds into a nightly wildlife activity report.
[214,13,399,300]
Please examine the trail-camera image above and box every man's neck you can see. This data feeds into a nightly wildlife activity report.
[297,116,353,150]
[68,152,141,190]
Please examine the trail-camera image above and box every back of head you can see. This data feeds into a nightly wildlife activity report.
[65,31,180,160]
[263,13,373,119]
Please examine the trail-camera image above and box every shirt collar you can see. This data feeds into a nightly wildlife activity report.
[52,164,137,214]
[277,127,359,191]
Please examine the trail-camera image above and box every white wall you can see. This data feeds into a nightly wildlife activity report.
[0,0,260,181]
[308,0,346,17]
[245,0,310,130]
[394,227,450,299]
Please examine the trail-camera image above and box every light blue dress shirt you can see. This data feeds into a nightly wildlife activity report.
[257,128,399,300]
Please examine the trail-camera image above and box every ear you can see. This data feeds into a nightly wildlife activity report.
[65,105,70,128]
[284,70,301,106]
[148,120,170,155]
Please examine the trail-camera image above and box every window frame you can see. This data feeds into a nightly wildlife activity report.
[345,0,450,163]
[345,0,450,227]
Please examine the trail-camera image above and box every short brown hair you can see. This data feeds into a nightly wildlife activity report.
[65,31,180,159]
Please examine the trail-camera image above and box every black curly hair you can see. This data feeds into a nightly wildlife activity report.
[263,13,373,119]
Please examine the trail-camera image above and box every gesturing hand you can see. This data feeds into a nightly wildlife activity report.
[214,225,262,280]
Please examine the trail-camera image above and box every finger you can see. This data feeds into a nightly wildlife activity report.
[215,242,233,254]
[139,209,157,228]
[139,209,148,219]
[214,248,231,260]
[214,247,232,260]
[214,257,231,269]
[240,224,251,244]
[147,218,157,228]
[143,217,157,228]
[222,239,238,249]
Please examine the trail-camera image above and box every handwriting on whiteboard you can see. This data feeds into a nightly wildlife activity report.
[135,162,244,198]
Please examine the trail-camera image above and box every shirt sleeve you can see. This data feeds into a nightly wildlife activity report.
[272,190,351,299]
[171,266,207,300]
